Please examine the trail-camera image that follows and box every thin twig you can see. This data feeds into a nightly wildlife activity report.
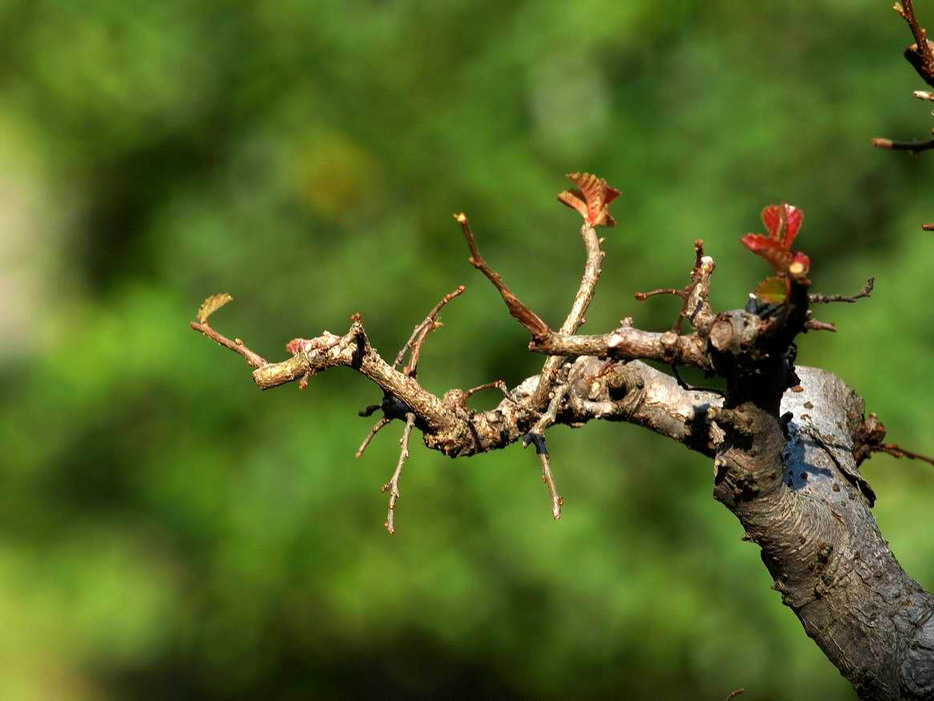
[922,223,934,231]
[533,222,605,407]
[873,443,934,466]
[524,386,569,519]
[463,380,512,403]
[454,213,551,338]
[809,277,875,304]
[897,0,934,79]
[871,137,934,154]
[635,239,715,334]
[382,413,416,534]
[394,285,466,373]
[356,417,391,458]
[190,321,267,369]
[724,689,746,701]
[805,320,838,333]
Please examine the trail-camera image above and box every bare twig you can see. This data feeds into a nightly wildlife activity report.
[190,320,268,369]
[871,137,934,154]
[809,277,875,304]
[724,689,746,701]
[382,413,416,534]
[463,380,512,403]
[872,443,934,466]
[922,223,934,231]
[805,320,838,333]
[454,213,550,338]
[356,417,390,458]
[524,386,569,519]
[635,239,716,334]
[533,221,605,408]
[394,285,466,375]
[896,0,934,84]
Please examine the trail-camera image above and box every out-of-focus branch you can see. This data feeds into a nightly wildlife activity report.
[871,137,934,154]
[896,0,934,86]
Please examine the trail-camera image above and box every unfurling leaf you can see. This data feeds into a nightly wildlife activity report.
[557,172,620,227]
[755,276,789,304]
[760,203,803,247]
[197,293,233,323]
[741,203,810,279]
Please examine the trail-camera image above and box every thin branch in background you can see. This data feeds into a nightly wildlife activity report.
[896,0,934,84]
[922,223,934,231]
[809,277,875,304]
[394,285,466,374]
[724,689,746,701]
[454,213,551,338]
[356,417,390,458]
[382,413,416,534]
[872,442,934,466]
[871,137,934,154]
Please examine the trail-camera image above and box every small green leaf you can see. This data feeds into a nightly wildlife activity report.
[755,276,788,304]
[197,293,233,323]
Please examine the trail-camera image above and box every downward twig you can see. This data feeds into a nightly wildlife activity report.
[382,413,416,534]
[356,417,390,458]
[523,386,569,519]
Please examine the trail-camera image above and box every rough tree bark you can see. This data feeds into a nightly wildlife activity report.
[191,8,934,700]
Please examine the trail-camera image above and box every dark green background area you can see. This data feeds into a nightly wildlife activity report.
[0,1,932,698]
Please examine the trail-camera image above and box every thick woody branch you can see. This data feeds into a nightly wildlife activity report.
[531,324,713,371]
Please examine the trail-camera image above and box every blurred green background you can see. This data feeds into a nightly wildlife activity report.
[1,0,933,698]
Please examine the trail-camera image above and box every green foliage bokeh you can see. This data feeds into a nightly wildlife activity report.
[0,1,932,698]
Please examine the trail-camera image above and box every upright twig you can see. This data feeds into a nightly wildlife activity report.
[394,285,466,375]
[454,213,551,338]
[532,221,605,408]
[896,0,934,85]
[635,239,716,334]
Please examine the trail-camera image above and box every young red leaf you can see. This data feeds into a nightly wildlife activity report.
[557,172,620,227]
[760,203,803,246]
[740,234,794,271]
